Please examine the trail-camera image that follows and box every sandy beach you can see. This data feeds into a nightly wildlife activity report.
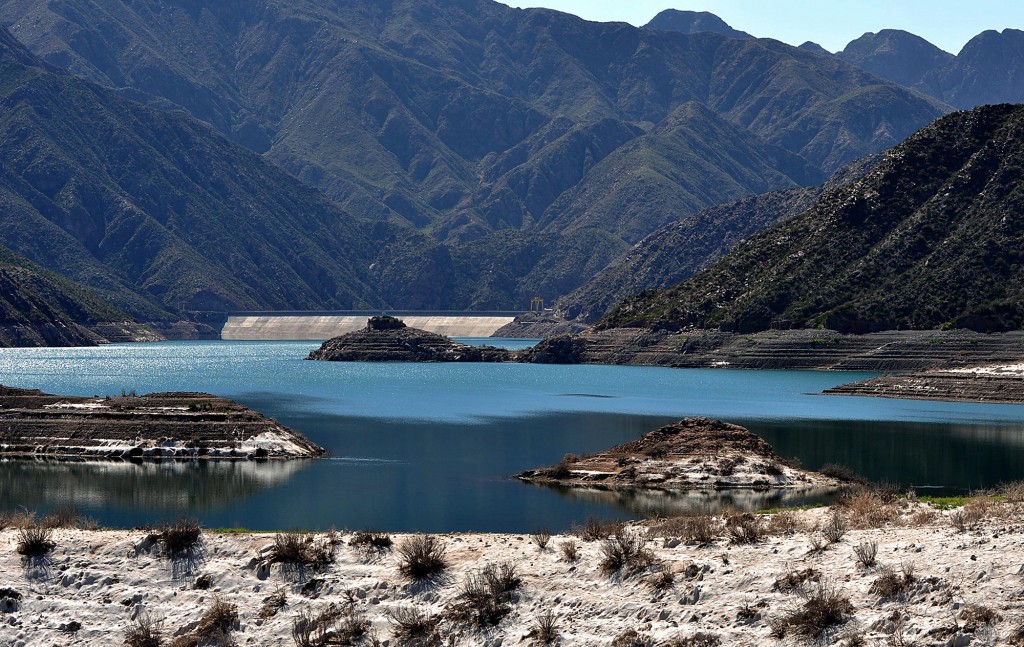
[3,493,1023,646]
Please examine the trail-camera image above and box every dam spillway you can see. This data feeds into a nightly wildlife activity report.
[219,312,519,341]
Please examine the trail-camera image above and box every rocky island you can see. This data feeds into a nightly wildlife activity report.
[0,386,325,459]
[518,417,842,493]
[307,316,512,362]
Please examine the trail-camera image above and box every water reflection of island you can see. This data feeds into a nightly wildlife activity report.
[527,481,837,517]
[0,458,312,513]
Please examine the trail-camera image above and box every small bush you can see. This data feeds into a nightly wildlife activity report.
[773,568,818,594]
[950,509,968,532]
[725,513,764,544]
[684,515,720,546]
[612,628,654,647]
[559,539,579,562]
[158,519,203,559]
[41,506,98,530]
[388,606,440,646]
[961,603,1000,632]
[267,533,335,571]
[16,526,55,558]
[868,565,913,599]
[821,511,848,544]
[170,598,237,647]
[777,580,854,639]
[397,534,448,580]
[124,613,163,647]
[530,611,559,645]
[258,589,287,620]
[574,516,619,541]
[600,529,654,577]
[647,568,675,592]
[447,562,523,628]
[665,633,721,647]
[531,527,552,551]
[853,541,878,568]
[766,511,804,536]
[350,530,393,552]
[292,604,369,647]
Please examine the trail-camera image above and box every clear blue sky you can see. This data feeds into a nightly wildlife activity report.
[498,1,1024,54]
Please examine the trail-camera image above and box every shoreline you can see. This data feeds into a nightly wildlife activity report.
[3,496,1023,646]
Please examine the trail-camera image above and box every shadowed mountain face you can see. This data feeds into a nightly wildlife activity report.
[600,105,1024,334]
[0,28,381,317]
[0,1,951,311]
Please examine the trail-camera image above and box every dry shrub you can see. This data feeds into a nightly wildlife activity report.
[766,511,805,536]
[821,511,848,544]
[170,598,237,647]
[964,496,993,522]
[776,580,854,639]
[292,604,370,647]
[397,534,448,580]
[558,539,579,562]
[665,633,722,647]
[158,519,204,559]
[853,541,878,568]
[949,509,968,532]
[841,489,898,528]
[908,509,937,526]
[267,533,335,571]
[574,516,620,542]
[124,613,164,647]
[725,513,764,544]
[16,526,55,557]
[647,568,675,592]
[447,562,523,628]
[1001,482,1024,503]
[961,603,1001,632]
[388,606,440,646]
[531,527,552,551]
[349,530,393,552]
[869,563,915,599]
[684,515,721,546]
[600,529,655,578]
[773,568,819,593]
[40,506,98,530]
[529,611,559,645]
[0,510,37,530]
[611,628,654,647]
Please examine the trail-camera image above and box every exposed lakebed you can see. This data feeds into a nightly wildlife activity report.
[1,340,1023,532]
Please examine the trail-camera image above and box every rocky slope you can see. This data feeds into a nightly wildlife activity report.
[518,417,841,492]
[824,364,1024,404]
[644,10,752,40]
[0,386,325,459]
[0,27,381,318]
[307,316,510,363]
[600,104,1024,334]
[837,30,955,88]
[0,0,949,310]
[0,246,159,347]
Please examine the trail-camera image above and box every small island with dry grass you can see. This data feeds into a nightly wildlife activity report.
[0,386,325,459]
[307,316,511,362]
[518,418,844,494]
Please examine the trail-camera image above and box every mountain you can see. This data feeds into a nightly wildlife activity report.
[0,27,382,317]
[599,105,1024,334]
[644,10,752,40]
[555,153,881,323]
[0,244,140,347]
[0,0,950,309]
[918,29,1024,108]
[838,30,954,87]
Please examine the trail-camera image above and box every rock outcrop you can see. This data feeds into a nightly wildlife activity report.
[824,364,1024,403]
[0,387,325,459]
[518,418,842,491]
[307,316,512,363]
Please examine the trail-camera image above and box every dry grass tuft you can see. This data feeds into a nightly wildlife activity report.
[349,530,393,553]
[40,506,99,530]
[559,539,579,562]
[258,588,287,620]
[841,489,899,528]
[531,527,552,551]
[960,603,1001,632]
[267,532,335,572]
[446,561,523,628]
[775,580,855,639]
[611,628,655,647]
[16,526,55,557]
[292,604,371,647]
[124,613,163,647]
[869,563,916,600]
[853,540,878,568]
[574,516,621,542]
[388,606,440,646]
[170,598,237,647]
[158,519,204,559]
[396,534,448,581]
[600,528,655,578]
[529,611,559,645]
[773,568,819,594]
[664,632,722,647]
[725,513,764,544]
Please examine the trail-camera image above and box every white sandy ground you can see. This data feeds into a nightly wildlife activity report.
[2,502,1024,646]
[948,364,1024,376]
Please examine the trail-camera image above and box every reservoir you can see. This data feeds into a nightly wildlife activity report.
[1,340,1022,532]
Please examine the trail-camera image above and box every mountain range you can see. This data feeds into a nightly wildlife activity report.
[0,0,949,316]
[599,104,1024,334]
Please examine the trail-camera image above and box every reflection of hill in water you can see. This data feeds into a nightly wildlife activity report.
[0,459,310,512]
[532,483,836,517]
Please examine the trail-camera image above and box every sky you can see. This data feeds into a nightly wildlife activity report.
[497,1,1024,54]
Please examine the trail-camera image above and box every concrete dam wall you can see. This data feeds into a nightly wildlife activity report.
[220,314,517,341]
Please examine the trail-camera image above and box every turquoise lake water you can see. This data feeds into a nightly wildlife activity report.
[1,340,1023,531]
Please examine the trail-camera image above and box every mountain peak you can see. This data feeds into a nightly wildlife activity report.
[644,10,751,40]
[838,29,953,87]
